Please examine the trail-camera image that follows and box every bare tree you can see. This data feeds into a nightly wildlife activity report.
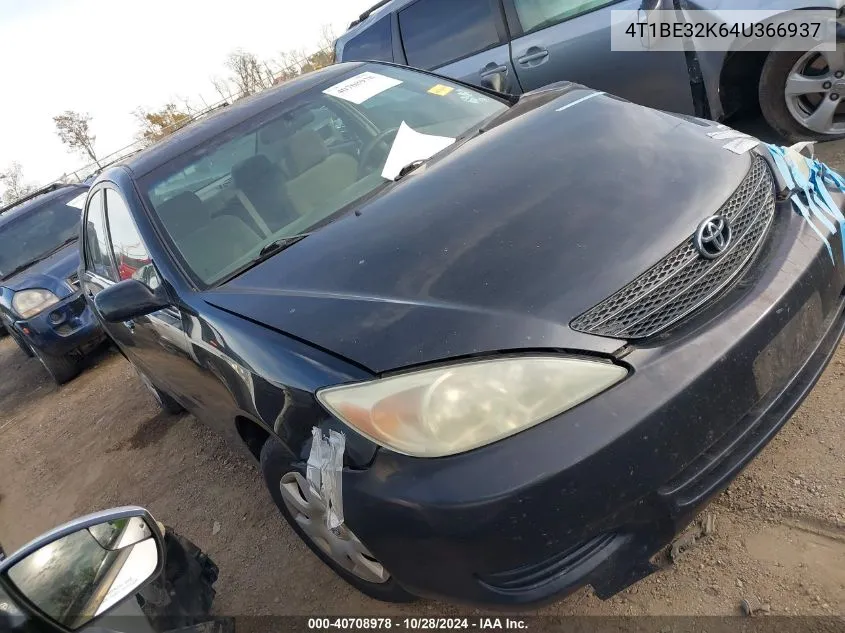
[210,75,236,103]
[53,111,100,168]
[0,162,38,205]
[134,103,193,146]
[317,24,337,53]
[273,50,306,85]
[213,49,275,101]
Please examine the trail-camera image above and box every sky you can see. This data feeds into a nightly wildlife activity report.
[0,0,374,189]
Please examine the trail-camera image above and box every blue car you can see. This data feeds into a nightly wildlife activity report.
[0,184,104,384]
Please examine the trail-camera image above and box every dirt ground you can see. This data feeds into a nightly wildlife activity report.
[0,133,844,618]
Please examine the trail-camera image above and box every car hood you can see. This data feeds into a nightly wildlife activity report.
[205,87,753,373]
[2,243,79,298]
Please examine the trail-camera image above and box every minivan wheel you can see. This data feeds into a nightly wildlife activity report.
[259,438,415,603]
[760,42,845,142]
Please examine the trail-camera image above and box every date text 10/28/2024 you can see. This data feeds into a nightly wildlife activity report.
[308,618,529,630]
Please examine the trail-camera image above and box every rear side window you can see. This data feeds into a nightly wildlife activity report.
[105,190,160,289]
[398,0,500,70]
[342,16,394,62]
[83,190,116,280]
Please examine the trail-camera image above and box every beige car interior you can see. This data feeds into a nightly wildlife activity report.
[154,110,378,280]
[156,191,263,281]
[282,129,358,216]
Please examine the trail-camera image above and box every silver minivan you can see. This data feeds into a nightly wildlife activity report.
[335,0,845,141]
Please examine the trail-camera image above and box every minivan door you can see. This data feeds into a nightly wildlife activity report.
[396,0,523,94]
[505,0,697,114]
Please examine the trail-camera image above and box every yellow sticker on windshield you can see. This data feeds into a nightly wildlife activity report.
[428,84,454,96]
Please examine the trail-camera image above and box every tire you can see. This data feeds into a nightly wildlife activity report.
[260,438,416,603]
[760,43,845,143]
[136,368,184,414]
[32,348,81,385]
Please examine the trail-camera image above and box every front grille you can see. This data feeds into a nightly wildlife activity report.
[66,272,80,290]
[571,157,775,339]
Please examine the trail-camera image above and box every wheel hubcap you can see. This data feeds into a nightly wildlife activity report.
[279,472,389,584]
[785,44,845,136]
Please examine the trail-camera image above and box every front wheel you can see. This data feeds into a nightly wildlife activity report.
[760,43,845,142]
[32,348,81,385]
[260,438,415,603]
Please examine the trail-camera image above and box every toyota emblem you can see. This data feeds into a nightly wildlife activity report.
[694,215,732,259]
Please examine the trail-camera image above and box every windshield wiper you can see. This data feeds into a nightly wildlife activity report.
[394,160,426,181]
[257,234,310,258]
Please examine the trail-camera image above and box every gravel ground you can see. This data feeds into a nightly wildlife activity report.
[0,129,843,618]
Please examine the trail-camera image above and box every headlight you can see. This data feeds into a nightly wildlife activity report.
[317,356,627,458]
[12,289,60,319]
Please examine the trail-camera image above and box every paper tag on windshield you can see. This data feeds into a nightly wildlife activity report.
[323,72,402,104]
[381,122,455,180]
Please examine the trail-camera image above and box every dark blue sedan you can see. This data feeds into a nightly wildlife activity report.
[0,185,104,384]
[80,62,845,605]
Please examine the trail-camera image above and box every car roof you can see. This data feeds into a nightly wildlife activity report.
[117,62,366,178]
[339,0,410,45]
[0,184,88,229]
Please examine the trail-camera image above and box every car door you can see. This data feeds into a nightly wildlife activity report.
[82,186,190,397]
[504,0,697,114]
[396,0,523,94]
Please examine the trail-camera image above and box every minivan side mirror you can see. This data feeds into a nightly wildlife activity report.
[94,280,170,323]
[0,507,164,631]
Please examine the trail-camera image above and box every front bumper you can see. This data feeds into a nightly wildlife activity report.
[14,291,103,357]
[332,192,845,606]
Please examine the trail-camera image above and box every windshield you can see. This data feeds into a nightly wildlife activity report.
[140,63,508,285]
[0,189,87,280]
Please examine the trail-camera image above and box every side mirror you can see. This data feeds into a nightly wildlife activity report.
[480,72,505,93]
[0,507,164,631]
[94,280,170,323]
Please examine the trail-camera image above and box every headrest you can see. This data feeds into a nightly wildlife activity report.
[287,129,329,176]
[155,191,208,240]
[231,154,279,191]
[258,108,316,144]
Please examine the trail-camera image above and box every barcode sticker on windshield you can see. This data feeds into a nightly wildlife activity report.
[323,72,402,104]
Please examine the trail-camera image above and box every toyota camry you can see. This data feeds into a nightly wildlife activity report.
[80,61,845,605]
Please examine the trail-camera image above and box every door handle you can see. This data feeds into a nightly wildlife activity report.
[479,64,508,78]
[123,319,136,333]
[516,48,549,65]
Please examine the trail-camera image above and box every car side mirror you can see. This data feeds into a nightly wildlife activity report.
[0,507,164,631]
[94,280,170,323]
[480,72,505,93]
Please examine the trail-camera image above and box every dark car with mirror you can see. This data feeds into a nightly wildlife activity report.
[0,184,104,384]
[79,61,845,605]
